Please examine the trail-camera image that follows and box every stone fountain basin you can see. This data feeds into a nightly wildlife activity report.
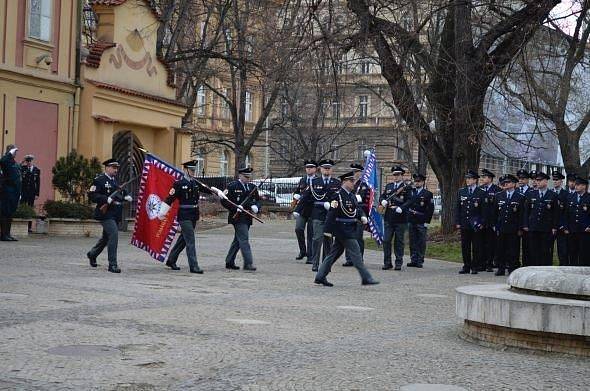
[508,266,590,298]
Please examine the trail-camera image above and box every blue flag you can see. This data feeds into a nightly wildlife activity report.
[360,150,384,245]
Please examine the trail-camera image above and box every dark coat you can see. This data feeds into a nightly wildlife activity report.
[379,181,412,224]
[293,175,316,218]
[0,152,22,217]
[164,176,212,222]
[492,190,525,234]
[324,188,366,239]
[295,176,341,221]
[564,192,590,233]
[221,180,262,225]
[20,165,40,200]
[480,183,501,228]
[454,186,487,230]
[522,189,559,232]
[406,187,434,225]
[88,173,127,222]
[354,180,371,216]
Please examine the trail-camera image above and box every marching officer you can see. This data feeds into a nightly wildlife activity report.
[480,169,501,272]
[158,160,213,274]
[552,171,569,266]
[214,167,261,271]
[492,175,525,276]
[294,159,340,272]
[563,177,590,266]
[0,145,21,241]
[379,166,412,271]
[293,160,317,262]
[455,170,486,274]
[314,171,379,287]
[87,159,133,273]
[522,171,558,266]
[516,169,532,268]
[406,173,434,268]
[343,163,369,267]
[20,154,40,207]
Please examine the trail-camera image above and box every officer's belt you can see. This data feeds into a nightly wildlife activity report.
[336,218,357,223]
[179,205,199,209]
[314,201,326,206]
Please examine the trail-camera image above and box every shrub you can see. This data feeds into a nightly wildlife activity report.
[13,203,37,219]
[43,200,94,219]
[52,150,102,203]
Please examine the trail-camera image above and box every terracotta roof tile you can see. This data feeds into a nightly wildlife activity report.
[85,41,116,68]
[86,79,186,107]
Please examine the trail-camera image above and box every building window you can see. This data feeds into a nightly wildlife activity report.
[195,148,205,176]
[197,86,206,116]
[360,61,371,74]
[220,150,229,176]
[222,88,231,119]
[331,99,340,119]
[245,91,252,122]
[244,153,252,168]
[29,0,52,42]
[358,95,368,120]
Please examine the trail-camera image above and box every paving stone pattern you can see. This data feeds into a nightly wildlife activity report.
[0,220,588,390]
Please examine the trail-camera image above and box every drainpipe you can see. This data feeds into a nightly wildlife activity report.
[71,0,83,151]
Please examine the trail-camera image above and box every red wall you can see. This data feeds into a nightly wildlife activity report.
[15,98,58,207]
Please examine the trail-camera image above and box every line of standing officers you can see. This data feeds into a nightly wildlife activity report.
[455,169,590,276]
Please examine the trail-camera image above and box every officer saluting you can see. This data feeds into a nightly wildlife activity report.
[406,173,434,268]
[552,171,569,266]
[314,171,379,287]
[87,159,133,273]
[479,169,501,272]
[20,154,40,207]
[492,174,525,276]
[343,163,369,267]
[292,160,318,262]
[563,176,590,266]
[214,167,261,271]
[158,160,213,274]
[522,171,558,266]
[455,170,486,274]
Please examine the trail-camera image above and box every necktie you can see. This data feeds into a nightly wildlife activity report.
[469,188,473,196]
[507,192,511,200]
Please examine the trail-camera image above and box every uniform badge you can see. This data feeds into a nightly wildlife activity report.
[169,188,175,196]
[330,200,339,209]
[89,185,96,192]
[546,204,552,210]
[400,195,404,200]
[513,206,518,212]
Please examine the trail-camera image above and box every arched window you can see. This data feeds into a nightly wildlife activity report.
[220,150,229,176]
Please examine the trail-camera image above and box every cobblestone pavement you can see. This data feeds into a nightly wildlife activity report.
[0,219,588,391]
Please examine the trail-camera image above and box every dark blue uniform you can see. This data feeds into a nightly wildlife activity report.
[522,189,559,266]
[20,165,40,206]
[492,190,525,273]
[345,180,371,262]
[316,188,375,284]
[480,183,501,271]
[294,175,316,260]
[406,187,434,267]
[0,152,22,241]
[454,186,486,272]
[516,184,533,267]
[379,181,412,268]
[221,180,262,269]
[553,187,570,266]
[564,192,590,266]
[163,176,212,272]
[295,176,341,270]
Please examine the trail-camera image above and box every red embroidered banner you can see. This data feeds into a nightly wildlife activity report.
[131,154,183,262]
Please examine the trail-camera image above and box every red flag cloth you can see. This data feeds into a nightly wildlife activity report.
[131,154,183,262]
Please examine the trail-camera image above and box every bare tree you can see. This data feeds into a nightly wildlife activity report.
[343,0,560,233]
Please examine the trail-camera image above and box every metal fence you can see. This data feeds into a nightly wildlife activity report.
[197,176,300,207]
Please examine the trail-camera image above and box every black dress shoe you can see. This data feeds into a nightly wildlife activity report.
[486,267,494,272]
[382,264,393,270]
[458,268,470,274]
[7,236,18,241]
[495,270,506,276]
[166,262,180,270]
[226,264,240,270]
[471,270,478,275]
[394,265,402,271]
[314,278,333,287]
[87,252,97,268]
[342,262,354,267]
[243,265,257,271]
[415,264,423,268]
[305,260,313,264]
[296,253,306,260]
[362,280,380,286]
[407,263,418,268]
[190,268,204,274]
[311,266,318,272]
[108,266,121,273]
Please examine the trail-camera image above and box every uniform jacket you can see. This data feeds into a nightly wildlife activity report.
[522,189,559,232]
[354,180,371,216]
[480,183,501,228]
[164,176,212,222]
[88,173,127,222]
[405,187,434,225]
[492,190,525,234]
[221,180,261,225]
[295,176,341,221]
[554,188,569,230]
[0,152,22,216]
[517,184,532,196]
[379,181,412,224]
[20,165,40,199]
[454,186,486,230]
[324,188,366,240]
[293,175,316,218]
[564,192,590,233]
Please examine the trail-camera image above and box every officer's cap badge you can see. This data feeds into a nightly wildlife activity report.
[330,200,339,209]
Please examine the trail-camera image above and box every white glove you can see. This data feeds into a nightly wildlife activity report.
[293,211,300,218]
[210,186,227,199]
[381,200,388,207]
[237,205,244,212]
[395,207,402,214]
[107,197,113,204]
[251,205,259,214]
[323,202,330,210]
[157,202,171,219]
[9,147,18,156]
[361,216,368,224]
[124,195,133,202]
[293,194,301,200]
[356,194,362,202]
